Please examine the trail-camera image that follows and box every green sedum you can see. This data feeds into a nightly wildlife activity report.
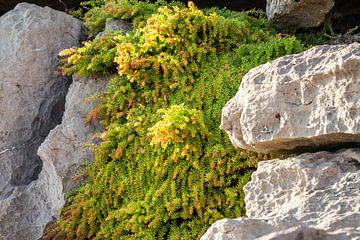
[55,1,304,239]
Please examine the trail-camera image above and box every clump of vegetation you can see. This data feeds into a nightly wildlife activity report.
[55,1,304,239]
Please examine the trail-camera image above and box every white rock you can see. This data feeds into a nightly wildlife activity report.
[201,218,277,240]
[244,148,360,239]
[202,149,360,240]
[266,0,334,29]
[257,226,341,240]
[221,43,360,153]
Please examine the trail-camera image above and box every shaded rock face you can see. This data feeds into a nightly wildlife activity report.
[95,19,133,39]
[0,2,83,197]
[244,149,360,239]
[0,0,82,16]
[266,0,334,29]
[38,76,108,194]
[0,3,84,239]
[221,43,360,153]
[0,76,107,240]
[202,149,360,239]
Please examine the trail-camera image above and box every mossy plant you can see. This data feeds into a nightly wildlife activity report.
[55,1,304,239]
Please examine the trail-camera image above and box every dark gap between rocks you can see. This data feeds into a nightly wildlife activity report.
[10,76,72,186]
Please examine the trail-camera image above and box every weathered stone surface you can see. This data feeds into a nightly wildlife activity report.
[96,19,132,39]
[0,3,84,239]
[202,221,341,240]
[38,76,107,194]
[257,226,341,240]
[266,0,335,29]
[201,218,277,240]
[202,149,360,239]
[245,148,360,239]
[221,43,360,153]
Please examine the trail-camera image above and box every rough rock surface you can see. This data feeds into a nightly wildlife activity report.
[0,3,84,239]
[266,0,334,29]
[202,220,341,240]
[0,76,107,240]
[96,19,132,39]
[257,226,341,240]
[245,148,360,239]
[221,43,360,153]
[202,149,360,239]
[201,218,277,240]
[38,76,108,194]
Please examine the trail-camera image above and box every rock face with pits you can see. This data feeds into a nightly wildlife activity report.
[266,0,335,29]
[0,3,84,239]
[221,43,360,153]
[244,149,360,239]
[202,149,360,239]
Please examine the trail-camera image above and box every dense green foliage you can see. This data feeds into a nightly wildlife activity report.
[56,1,305,239]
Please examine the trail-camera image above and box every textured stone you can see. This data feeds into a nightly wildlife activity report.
[0,3,84,239]
[257,226,340,240]
[96,19,132,39]
[201,218,277,240]
[202,221,341,240]
[266,0,334,29]
[38,76,108,194]
[244,149,360,239]
[202,149,360,240]
[221,43,360,153]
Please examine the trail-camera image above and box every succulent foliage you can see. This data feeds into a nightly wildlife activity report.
[56,1,304,239]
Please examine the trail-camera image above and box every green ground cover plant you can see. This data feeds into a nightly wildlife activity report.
[54,1,305,239]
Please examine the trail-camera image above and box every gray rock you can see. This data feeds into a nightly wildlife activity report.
[221,43,360,153]
[0,76,107,240]
[0,3,84,239]
[244,149,360,239]
[38,76,108,194]
[95,19,132,39]
[266,0,334,29]
[201,218,277,240]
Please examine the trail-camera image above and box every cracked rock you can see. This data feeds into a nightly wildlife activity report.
[0,3,84,239]
[202,149,360,239]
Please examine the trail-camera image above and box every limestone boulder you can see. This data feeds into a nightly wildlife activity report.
[266,0,334,29]
[202,221,341,240]
[202,149,360,239]
[245,148,360,239]
[257,226,341,240]
[0,3,84,239]
[221,43,360,153]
